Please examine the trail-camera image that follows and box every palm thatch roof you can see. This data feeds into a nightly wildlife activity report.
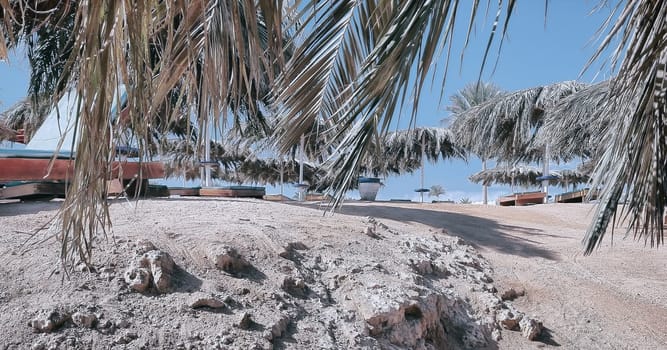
[451,81,588,162]
[469,165,589,189]
[537,81,617,161]
[0,98,52,142]
[0,123,16,141]
[552,169,590,188]
[357,126,465,178]
[469,164,543,187]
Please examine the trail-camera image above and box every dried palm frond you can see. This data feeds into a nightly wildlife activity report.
[583,1,667,253]
[0,0,285,270]
[0,123,16,141]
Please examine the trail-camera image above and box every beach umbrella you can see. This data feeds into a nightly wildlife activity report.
[469,164,546,192]
[384,127,466,165]
[357,126,464,178]
[0,98,52,143]
[537,81,617,162]
[552,169,590,191]
[162,138,250,180]
[451,81,588,163]
[384,127,466,193]
[453,80,588,202]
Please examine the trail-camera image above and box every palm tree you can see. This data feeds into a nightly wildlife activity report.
[0,0,664,266]
[429,185,445,201]
[447,82,505,204]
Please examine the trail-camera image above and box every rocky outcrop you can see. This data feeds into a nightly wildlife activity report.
[213,246,251,274]
[28,309,70,333]
[281,276,308,298]
[189,293,226,310]
[71,311,97,329]
[520,316,543,340]
[124,243,176,293]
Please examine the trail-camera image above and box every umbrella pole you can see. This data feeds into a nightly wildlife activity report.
[299,135,305,184]
[542,144,550,203]
[203,117,211,187]
[280,158,284,198]
[482,159,488,205]
[420,134,425,204]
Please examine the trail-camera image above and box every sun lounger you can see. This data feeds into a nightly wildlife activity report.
[168,187,202,196]
[199,185,265,199]
[555,188,599,203]
[496,191,546,206]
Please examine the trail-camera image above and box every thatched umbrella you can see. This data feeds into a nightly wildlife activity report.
[470,165,592,192]
[452,81,588,202]
[383,127,466,193]
[451,81,588,162]
[162,139,250,181]
[552,169,590,191]
[384,127,465,165]
[0,98,52,143]
[537,81,616,161]
[469,164,544,191]
[358,127,464,177]
[219,158,327,189]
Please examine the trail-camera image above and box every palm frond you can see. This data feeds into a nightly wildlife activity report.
[0,0,285,270]
[583,1,667,253]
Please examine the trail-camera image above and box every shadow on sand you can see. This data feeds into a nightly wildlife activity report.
[329,204,560,261]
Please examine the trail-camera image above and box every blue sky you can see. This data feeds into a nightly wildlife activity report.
[0,1,615,202]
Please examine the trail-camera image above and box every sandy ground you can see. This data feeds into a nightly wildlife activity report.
[336,201,667,349]
[0,198,665,349]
